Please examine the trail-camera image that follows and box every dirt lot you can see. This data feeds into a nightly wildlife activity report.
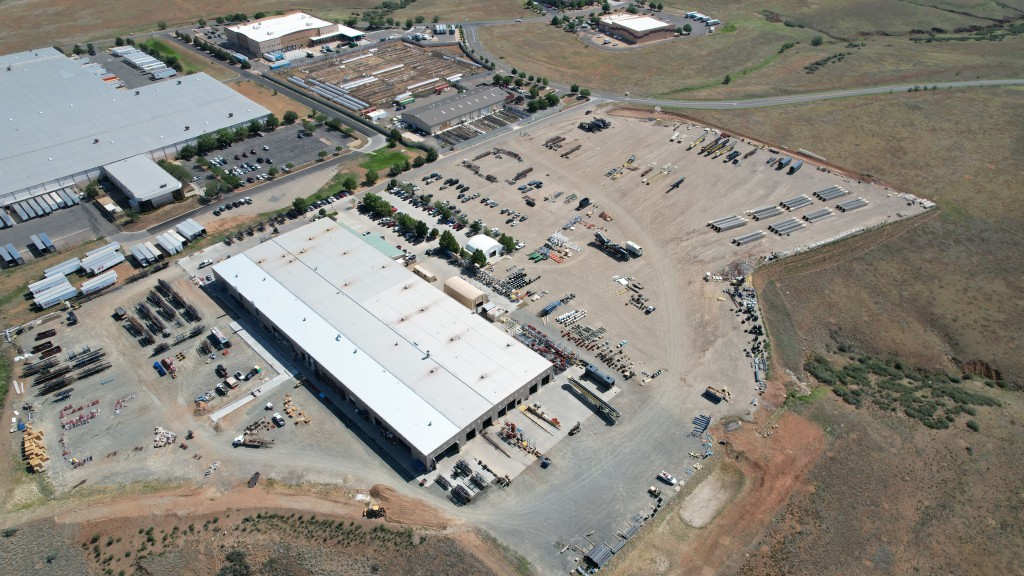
[230,80,308,120]
[607,406,825,576]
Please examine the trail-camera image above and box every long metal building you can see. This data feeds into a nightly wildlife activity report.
[213,220,554,471]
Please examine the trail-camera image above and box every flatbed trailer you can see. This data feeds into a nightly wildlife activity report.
[568,377,621,419]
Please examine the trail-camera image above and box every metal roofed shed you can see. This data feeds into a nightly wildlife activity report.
[212,220,553,471]
[465,234,504,259]
[401,87,509,134]
[0,48,269,206]
[80,270,117,295]
[175,218,206,240]
[443,276,488,310]
[44,257,81,278]
[34,278,77,309]
[103,155,182,211]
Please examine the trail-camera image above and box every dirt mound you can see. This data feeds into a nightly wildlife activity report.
[370,484,449,529]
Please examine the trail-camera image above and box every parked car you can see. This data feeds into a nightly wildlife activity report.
[272,413,286,427]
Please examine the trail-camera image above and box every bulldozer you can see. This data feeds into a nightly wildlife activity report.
[362,505,386,519]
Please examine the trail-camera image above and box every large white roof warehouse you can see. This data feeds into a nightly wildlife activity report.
[227,12,335,42]
[0,48,269,206]
[213,220,553,470]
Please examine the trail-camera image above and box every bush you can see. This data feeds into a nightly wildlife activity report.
[810,35,823,46]
[966,420,980,432]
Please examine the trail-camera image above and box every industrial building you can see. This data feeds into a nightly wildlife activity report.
[443,276,488,310]
[213,220,554,471]
[0,48,269,211]
[226,12,364,57]
[401,87,510,134]
[599,13,675,44]
[103,155,182,211]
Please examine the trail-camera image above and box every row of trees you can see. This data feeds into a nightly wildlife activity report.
[187,33,251,68]
[177,116,280,161]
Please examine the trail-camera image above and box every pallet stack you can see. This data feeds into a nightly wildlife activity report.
[22,424,49,472]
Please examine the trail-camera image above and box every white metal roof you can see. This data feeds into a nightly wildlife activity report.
[601,13,672,33]
[213,220,551,457]
[104,154,181,202]
[228,12,335,42]
[466,234,501,254]
[0,48,269,204]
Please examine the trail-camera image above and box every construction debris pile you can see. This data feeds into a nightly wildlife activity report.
[283,394,311,424]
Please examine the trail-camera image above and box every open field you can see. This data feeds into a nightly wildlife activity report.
[229,80,306,119]
[735,382,1024,575]
[0,0,528,55]
[684,86,1024,386]
[478,2,1024,98]
[662,0,1024,38]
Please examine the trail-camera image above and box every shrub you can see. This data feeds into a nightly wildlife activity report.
[810,35,823,46]
[966,420,980,432]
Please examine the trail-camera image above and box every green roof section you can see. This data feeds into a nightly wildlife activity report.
[337,221,403,260]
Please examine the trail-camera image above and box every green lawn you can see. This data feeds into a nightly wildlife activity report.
[360,149,410,172]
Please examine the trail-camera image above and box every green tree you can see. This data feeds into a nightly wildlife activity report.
[254,12,266,19]
[439,230,459,253]
[469,220,483,235]
[389,128,403,144]
[302,119,317,135]
[551,15,561,26]
[470,249,488,267]
[85,182,100,199]
[412,156,426,168]
[197,133,217,153]
[498,234,516,253]
[247,120,263,135]
[569,83,579,93]
[527,99,541,113]
[115,37,125,47]
[493,73,505,85]
[198,18,206,27]
[723,74,732,84]
[342,174,358,191]
[510,67,518,75]
[415,220,429,238]
[233,126,248,142]
[657,2,664,10]
[406,18,413,28]
[292,197,309,212]
[216,129,234,149]
[283,110,299,124]
[579,88,591,97]
[529,86,540,98]
[364,169,379,185]
[177,144,198,161]
[317,150,328,161]
[544,93,560,106]
[158,21,168,30]
[267,166,279,178]
[683,23,692,33]
[810,35,823,46]
[415,15,426,23]
[425,147,438,162]
[264,114,281,129]
[72,44,83,55]
[432,15,440,23]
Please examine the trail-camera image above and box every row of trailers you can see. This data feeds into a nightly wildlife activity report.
[4,190,80,224]
[131,219,206,267]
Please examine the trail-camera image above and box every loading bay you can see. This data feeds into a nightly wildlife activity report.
[11,103,924,575]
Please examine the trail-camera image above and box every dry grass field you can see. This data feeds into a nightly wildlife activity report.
[480,1,1024,98]
[230,80,305,119]
[0,0,527,55]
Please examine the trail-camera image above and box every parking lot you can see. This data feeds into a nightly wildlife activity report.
[188,122,353,190]
[0,201,117,266]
